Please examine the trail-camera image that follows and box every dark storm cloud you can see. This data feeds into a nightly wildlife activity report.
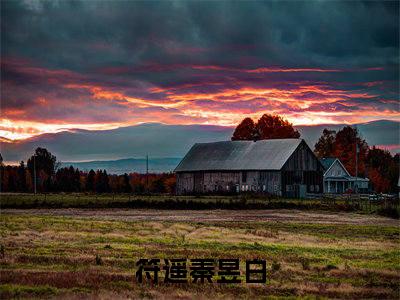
[0,0,399,140]
[2,0,399,71]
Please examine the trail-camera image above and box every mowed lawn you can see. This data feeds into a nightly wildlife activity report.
[0,210,399,299]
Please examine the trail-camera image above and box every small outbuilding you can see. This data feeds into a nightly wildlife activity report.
[174,139,324,198]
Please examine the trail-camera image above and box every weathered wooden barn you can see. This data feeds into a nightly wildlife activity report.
[174,139,324,198]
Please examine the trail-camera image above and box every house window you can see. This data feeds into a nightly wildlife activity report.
[310,185,314,192]
[226,185,230,191]
[245,185,249,191]
[263,185,266,191]
[315,185,319,192]
[241,185,245,191]
[242,172,247,183]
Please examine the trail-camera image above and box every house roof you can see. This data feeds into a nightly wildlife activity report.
[320,157,352,177]
[319,157,337,171]
[174,139,303,172]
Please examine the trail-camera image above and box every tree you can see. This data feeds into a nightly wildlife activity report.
[95,170,110,193]
[334,126,368,177]
[368,168,390,193]
[231,117,256,140]
[27,147,58,192]
[164,176,176,194]
[86,169,96,192]
[314,129,336,158]
[231,114,300,141]
[8,167,17,191]
[150,177,165,193]
[314,126,368,177]
[27,148,57,176]
[256,114,300,140]
[366,147,399,193]
[74,168,81,192]
[17,161,27,192]
[122,173,132,193]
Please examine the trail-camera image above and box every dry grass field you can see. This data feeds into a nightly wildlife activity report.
[0,208,399,299]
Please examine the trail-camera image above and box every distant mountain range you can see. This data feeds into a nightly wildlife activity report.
[60,157,181,174]
[1,120,398,173]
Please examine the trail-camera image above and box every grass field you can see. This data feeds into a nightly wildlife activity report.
[2,193,398,218]
[1,208,399,299]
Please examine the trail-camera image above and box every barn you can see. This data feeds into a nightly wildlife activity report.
[174,139,324,198]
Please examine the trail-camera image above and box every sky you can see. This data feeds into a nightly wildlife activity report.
[1,0,399,141]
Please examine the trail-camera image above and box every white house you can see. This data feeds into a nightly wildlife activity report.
[320,158,369,194]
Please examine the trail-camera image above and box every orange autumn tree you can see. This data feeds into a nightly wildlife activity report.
[231,117,256,140]
[366,146,399,193]
[232,114,300,141]
[368,168,390,193]
[333,126,368,177]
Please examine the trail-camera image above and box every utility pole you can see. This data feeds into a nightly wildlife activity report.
[33,154,37,194]
[146,154,149,192]
[354,125,358,194]
[355,143,359,194]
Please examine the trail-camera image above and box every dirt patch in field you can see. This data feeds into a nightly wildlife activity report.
[2,208,398,226]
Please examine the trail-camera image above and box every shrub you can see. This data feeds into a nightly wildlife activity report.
[323,264,338,271]
[95,254,103,265]
[301,259,310,270]
[271,261,281,272]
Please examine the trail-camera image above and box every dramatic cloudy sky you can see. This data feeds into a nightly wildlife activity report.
[1,0,399,140]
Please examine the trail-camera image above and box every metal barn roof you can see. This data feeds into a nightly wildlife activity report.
[174,139,303,172]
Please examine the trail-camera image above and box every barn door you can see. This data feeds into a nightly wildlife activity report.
[299,184,307,198]
[193,172,203,193]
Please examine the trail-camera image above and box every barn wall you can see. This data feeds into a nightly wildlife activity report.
[176,172,194,194]
[281,141,323,197]
[203,171,240,192]
[258,171,282,195]
[176,170,281,195]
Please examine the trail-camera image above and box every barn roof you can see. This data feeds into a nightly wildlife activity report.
[174,139,303,172]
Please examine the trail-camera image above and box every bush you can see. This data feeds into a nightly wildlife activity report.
[95,254,103,265]
[377,207,399,219]
[301,259,310,270]
[271,261,281,272]
[323,264,338,271]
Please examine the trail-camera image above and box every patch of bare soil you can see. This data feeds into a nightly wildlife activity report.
[2,209,398,226]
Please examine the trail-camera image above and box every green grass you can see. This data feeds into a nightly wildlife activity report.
[1,211,399,298]
[2,193,395,213]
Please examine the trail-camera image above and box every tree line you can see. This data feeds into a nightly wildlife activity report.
[0,149,176,194]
